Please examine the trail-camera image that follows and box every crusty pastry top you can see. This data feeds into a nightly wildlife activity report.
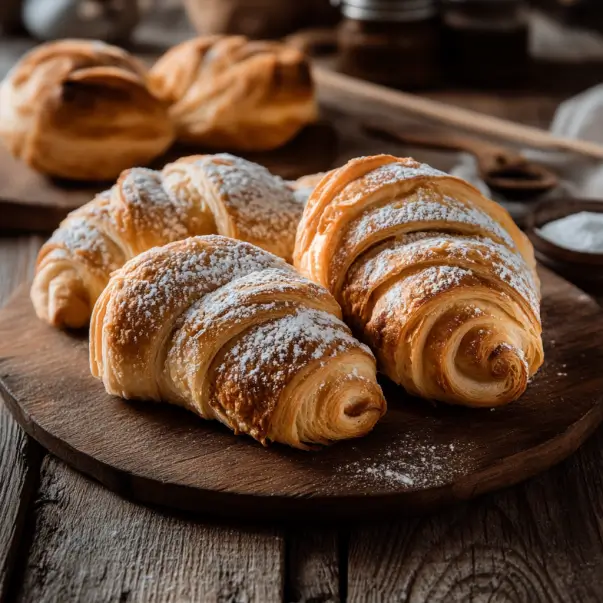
[294,155,544,407]
[0,39,174,180]
[91,235,386,448]
[149,35,318,151]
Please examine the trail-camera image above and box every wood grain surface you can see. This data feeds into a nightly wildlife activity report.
[12,456,284,603]
[1,266,602,521]
[0,238,42,601]
[287,530,340,603]
[347,426,603,602]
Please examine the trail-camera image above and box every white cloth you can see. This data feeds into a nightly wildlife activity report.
[445,85,603,222]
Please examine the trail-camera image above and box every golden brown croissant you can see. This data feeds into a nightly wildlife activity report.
[294,155,544,407]
[0,39,174,181]
[90,235,386,449]
[148,35,317,151]
[31,153,304,328]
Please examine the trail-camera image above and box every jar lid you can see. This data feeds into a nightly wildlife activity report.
[336,0,438,22]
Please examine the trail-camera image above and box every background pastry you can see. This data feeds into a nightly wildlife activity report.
[0,39,174,181]
[149,35,318,151]
[294,155,544,407]
[90,235,386,449]
[31,153,304,328]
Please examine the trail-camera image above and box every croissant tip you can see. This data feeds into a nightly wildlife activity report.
[47,287,91,330]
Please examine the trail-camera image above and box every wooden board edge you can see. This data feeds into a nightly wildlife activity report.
[2,358,602,523]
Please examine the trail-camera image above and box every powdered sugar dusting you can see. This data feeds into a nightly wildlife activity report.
[212,306,371,438]
[47,191,124,272]
[111,237,285,345]
[119,168,192,244]
[201,153,303,245]
[358,160,446,194]
[339,433,476,490]
[345,191,515,251]
[217,307,367,389]
[348,233,540,319]
[403,265,470,299]
[373,265,472,321]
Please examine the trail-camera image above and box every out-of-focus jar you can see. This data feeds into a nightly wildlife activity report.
[336,0,441,89]
[443,0,530,88]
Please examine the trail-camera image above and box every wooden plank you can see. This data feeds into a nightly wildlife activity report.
[347,425,603,602]
[14,456,285,603]
[0,237,43,600]
[287,530,340,603]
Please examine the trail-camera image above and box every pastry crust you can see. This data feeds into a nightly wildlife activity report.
[294,155,544,407]
[31,153,305,328]
[0,39,174,180]
[90,235,386,449]
[149,35,318,151]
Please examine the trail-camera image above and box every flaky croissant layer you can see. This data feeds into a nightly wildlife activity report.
[149,35,318,151]
[90,236,386,449]
[0,39,174,180]
[31,153,307,329]
[294,155,544,407]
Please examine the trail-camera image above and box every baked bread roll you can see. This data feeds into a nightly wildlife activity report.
[288,171,325,204]
[31,153,304,328]
[0,39,174,181]
[90,235,386,449]
[294,155,544,407]
[149,35,317,151]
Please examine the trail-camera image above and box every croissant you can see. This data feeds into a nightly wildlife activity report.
[90,235,386,449]
[148,35,317,151]
[0,39,174,181]
[294,155,544,407]
[31,153,304,328]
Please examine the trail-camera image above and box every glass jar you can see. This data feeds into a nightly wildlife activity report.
[336,0,441,89]
[443,0,530,88]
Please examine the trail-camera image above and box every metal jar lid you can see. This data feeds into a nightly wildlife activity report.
[334,0,438,22]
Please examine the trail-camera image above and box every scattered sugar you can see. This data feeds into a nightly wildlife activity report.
[44,155,302,286]
[349,232,539,318]
[217,307,366,391]
[341,188,514,250]
[201,154,303,245]
[110,237,286,345]
[119,168,192,243]
[338,433,476,490]
[381,265,472,317]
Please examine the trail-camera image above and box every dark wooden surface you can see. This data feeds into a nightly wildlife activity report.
[2,266,603,520]
[2,35,603,603]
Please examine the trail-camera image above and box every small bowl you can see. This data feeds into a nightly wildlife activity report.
[526,198,603,289]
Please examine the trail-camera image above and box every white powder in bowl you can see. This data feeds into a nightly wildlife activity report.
[538,211,603,254]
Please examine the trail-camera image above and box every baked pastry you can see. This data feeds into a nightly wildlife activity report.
[31,153,304,328]
[287,171,325,204]
[90,235,386,449]
[149,35,317,151]
[294,155,544,407]
[0,39,174,181]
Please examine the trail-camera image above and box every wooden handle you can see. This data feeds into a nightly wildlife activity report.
[363,124,521,160]
[314,66,603,161]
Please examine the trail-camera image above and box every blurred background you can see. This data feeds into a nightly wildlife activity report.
[0,0,602,94]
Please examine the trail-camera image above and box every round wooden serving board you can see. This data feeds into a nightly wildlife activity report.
[1,266,602,520]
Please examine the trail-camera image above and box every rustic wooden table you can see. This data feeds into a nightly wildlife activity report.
[2,36,603,603]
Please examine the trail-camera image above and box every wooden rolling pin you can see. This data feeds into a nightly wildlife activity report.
[313,66,603,161]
